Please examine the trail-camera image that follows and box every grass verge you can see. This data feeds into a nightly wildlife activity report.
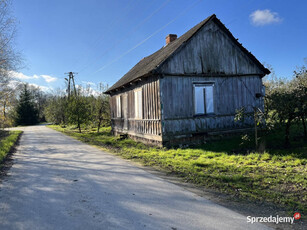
[48,125,306,215]
[0,130,22,164]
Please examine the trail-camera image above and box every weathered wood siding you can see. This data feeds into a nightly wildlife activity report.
[157,19,265,140]
[160,75,263,137]
[157,20,265,76]
[109,18,266,145]
[110,77,162,139]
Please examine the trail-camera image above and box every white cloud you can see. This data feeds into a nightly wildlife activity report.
[41,75,57,83]
[87,88,101,97]
[9,71,58,83]
[7,80,22,89]
[82,81,95,86]
[9,71,39,80]
[6,80,51,92]
[250,9,282,26]
[28,83,51,92]
[75,84,101,97]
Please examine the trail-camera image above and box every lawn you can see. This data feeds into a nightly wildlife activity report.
[48,125,307,215]
[0,130,22,163]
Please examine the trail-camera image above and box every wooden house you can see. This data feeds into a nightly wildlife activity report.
[105,14,270,146]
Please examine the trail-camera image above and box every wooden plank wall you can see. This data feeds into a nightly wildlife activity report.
[158,20,264,76]
[110,77,161,136]
[142,78,160,120]
[109,96,116,119]
[160,75,263,136]
[110,18,267,143]
[157,19,265,138]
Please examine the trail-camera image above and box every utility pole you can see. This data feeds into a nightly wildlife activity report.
[64,72,78,98]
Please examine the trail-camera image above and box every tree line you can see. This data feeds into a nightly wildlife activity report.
[0,81,110,133]
[235,64,307,148]
[264,65,307,146]
[44,83,110,133]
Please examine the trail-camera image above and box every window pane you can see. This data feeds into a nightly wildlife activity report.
[195,86,204,114]
[116,96,121,117]
[134,91,138,118]
[138,90,142,118]
[205,86,214,113]
[135,90,142,119]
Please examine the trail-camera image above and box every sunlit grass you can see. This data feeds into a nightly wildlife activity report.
[0,130,22,163]
[48,125,307,215]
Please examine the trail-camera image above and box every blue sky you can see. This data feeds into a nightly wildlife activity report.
[11,0,307,92]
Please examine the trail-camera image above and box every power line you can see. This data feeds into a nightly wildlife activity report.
[77,0,172,74]
[90,0,203,76]
[67,0,139,71]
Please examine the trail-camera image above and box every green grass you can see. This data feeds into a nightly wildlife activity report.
[48,125,307,215]
[0,130,22,163]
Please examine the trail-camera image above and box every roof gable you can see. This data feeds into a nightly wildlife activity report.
[106,14,269,93]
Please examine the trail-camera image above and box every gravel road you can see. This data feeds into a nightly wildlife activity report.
[0,125,271,230]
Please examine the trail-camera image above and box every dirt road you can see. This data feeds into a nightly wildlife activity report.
[0,125,270,230]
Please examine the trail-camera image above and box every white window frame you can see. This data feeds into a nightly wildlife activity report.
[193,83,214,115]
[134,88,142,119]
[116,96,121,118]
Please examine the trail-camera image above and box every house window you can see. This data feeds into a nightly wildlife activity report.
[116,96,121,117]
[134,89,142,119]
[194,84,214,115]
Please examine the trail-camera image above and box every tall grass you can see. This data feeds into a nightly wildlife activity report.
[48,125,307,215]
[0,131,22,163]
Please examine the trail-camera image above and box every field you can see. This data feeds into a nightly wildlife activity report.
[48,125,307,215]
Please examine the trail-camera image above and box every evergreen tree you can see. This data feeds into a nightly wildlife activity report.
[15,84,39,125]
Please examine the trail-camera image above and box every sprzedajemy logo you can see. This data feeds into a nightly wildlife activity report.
[247,213,301,224]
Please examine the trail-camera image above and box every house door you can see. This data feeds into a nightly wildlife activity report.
[123,94,128,130]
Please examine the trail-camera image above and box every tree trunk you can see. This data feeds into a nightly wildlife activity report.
[97,118,102,133]
[285,120,291,148]
[78,122,81,133]
[254,108,258,150]
[3,101,6,118]
[97,107,103,133]
[301,115,307,137]
[77,114,81,133]
[62,115,65,125]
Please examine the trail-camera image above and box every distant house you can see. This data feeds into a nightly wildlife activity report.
[105,14,270,146]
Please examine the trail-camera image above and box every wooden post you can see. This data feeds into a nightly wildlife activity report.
[254,107,258,150]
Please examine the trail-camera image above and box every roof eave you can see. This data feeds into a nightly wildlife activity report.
[212,17,270,77]
[104,72,156,95]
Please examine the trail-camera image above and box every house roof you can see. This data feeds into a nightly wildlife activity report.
[105,14,270,94]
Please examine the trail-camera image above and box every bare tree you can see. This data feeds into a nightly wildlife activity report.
[0,0,21,81]
[0,0,22,128]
